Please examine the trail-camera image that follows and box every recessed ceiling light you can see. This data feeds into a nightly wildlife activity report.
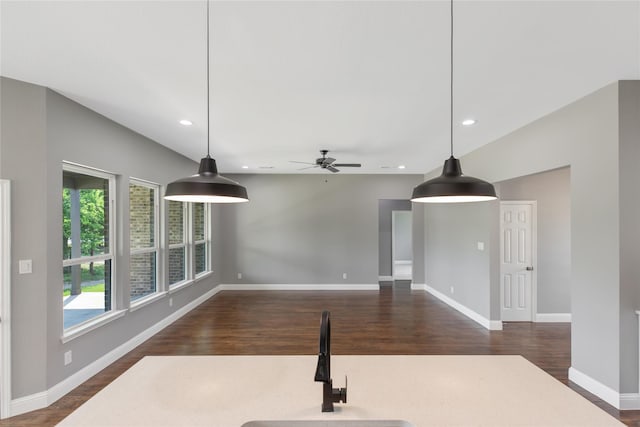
[241,165,249,169]
[179,119,193,126]
[398,165,406,169]
[462,119,477,126]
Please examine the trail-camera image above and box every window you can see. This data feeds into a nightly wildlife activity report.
[62,163,115,330]
[194,202,208,275]
[129,179,159,302]
[167,201,210,289]
[168,200,187,286]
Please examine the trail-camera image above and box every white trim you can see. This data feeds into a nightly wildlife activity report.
[0,180,11,419]
[620,393,640,410]
[218,284,380,291]
[535,313,572,322]
[129,291,167,312]
[10,286,221,417]
[168,278,195,294]
[62,253,112,267]
[417,284,503,331]
[61,309,127,344]
[9,392,47,418]
[378,276,393,282]
[568,366,640,410]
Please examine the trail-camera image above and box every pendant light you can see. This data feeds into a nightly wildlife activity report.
[165,0,249,204]
[411,0,496,204]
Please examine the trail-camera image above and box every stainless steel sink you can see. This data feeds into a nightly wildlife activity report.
[241,420,414,427]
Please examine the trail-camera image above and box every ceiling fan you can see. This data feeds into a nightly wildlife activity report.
[290,150,362,173]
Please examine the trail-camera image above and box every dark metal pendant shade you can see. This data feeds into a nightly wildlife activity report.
[165,156,248,203]
[164,0,248,204]
[411,0,497,204]
[411,156,497,203]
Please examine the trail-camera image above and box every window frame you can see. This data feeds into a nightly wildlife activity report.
[61,161,119,339]
[168,200,189,289]
[128,178,162,308]
[193,202,210,278]
[167,201,211,292]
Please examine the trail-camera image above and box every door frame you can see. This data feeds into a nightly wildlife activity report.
[0,180,11,418]
[500,200,538,321]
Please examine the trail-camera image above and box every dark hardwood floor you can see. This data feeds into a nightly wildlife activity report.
[3,286,640,426]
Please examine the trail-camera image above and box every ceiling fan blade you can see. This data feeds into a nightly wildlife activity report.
[333,163,361,167]
[323,157,336,164]
[297,165,319,170]
[290,161,316,165]
[326,166,340,173]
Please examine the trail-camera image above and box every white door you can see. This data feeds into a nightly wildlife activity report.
[500,202,535,321]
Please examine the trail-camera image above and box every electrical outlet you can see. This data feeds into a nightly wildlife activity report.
[169,297,173,307]
[237,272,242,280]
[342,273,347,280]
[477,241,485,251]
[64,351,72,366]
[450,286,454,294]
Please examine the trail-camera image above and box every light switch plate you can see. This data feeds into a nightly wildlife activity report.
[19,259,32,274]
[477,242,485,251]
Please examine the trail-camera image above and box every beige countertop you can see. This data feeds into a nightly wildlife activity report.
[58,355,623,426]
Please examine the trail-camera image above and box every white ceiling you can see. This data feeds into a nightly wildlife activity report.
[1,1,639,175]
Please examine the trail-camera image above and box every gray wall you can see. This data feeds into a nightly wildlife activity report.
[618,81,640,393]
[1,77,221,399]
[219,174,423,285]
[496,167,571,314]
[422,82,637,394]
[424,201,498,321]
[378,199,411,278]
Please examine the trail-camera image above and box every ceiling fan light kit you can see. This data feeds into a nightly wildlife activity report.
[165,0,248,204]
[411,0,496,204]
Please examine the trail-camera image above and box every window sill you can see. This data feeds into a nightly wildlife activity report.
[195,271,213,282]
[168,279,194,294]
[168,271,213,294]
[129,292,167,312]
[61,309,127,343]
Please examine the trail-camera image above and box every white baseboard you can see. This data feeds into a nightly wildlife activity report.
[378,276,393,282]
[568,366,640,410]
[415,284,502,331]
[218,284,380,291]
[9,392,47,418]
[535,313,572,323]
[9,286,222,418]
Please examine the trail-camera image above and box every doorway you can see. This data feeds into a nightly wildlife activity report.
[0,179,11,418]
[392,210,412,280]
[377,199,412,284]
[500,201,537,322]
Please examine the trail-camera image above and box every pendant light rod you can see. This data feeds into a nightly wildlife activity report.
[164,0,249,203]
[206,0,211,158]
[410,0,497,204]
[450,0,454,158]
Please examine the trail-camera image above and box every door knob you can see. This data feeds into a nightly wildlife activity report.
[526,266,534,271]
